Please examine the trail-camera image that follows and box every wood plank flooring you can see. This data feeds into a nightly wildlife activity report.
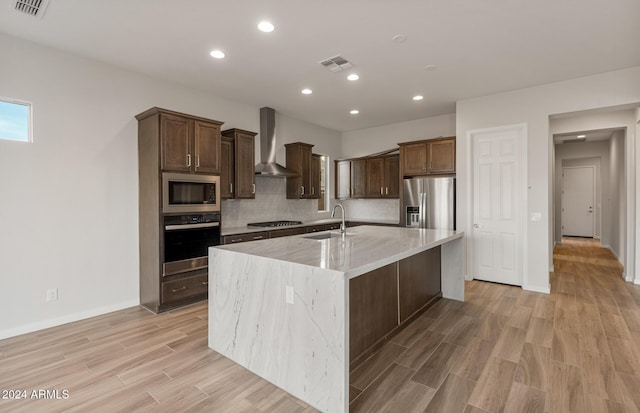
[1,237,639,412]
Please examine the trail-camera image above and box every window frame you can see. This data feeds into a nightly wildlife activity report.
[0,96,33,143]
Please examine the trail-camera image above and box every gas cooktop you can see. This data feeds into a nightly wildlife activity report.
[247,220,303,228]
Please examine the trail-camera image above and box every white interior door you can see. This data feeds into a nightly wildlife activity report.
[562,166,595,237]
[472,126,524,286]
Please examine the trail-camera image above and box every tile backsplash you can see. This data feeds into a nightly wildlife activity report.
[221,176,399,228]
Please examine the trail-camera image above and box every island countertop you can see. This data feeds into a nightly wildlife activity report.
[215,225,463,279]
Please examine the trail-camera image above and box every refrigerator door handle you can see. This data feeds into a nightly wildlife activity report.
[419,192,427,228]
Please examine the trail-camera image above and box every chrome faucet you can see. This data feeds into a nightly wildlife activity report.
[331,204,346,234]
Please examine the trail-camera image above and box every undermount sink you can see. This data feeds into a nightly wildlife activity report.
[303,232,347,240]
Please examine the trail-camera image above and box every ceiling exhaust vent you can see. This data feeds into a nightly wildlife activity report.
[13,0,50,18]
[563,138,586,144]
[318,55,353,72]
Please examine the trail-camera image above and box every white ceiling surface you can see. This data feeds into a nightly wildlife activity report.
[1,0,639,132]
[553,128,621,144]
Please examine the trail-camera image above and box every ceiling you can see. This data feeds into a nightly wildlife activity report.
[553,128,622,144]
[1,0,639,132]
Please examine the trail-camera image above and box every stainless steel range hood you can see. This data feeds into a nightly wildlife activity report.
[255,107,299,177]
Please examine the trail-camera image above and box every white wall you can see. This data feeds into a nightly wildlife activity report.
[0,34,341,339]
[457,66,640,292]
[341,113,456,158]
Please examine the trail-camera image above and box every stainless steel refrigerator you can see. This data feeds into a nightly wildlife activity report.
[402,176,455,229]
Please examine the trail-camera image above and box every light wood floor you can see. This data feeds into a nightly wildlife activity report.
[1,238,639,412]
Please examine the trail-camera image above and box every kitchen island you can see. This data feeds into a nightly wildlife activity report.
[208,226,464,413]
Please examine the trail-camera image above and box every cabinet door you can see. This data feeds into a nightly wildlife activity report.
[428,139,456,174]
[220,138,234,199]
[351,159,367,198]
[235,132,256,198]
[285,143,314,199]
[402,143,428,175]
[366,157,385,198]
[335,160,351,199]
[311,154,321,199]
[193,120,221,174]
[160,114,191,172]
[384,156,400,198]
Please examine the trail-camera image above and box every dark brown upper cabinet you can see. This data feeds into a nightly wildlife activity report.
[399,137,456,176]
[311,154,321,199]
[285,142,320,199]
[366,155,399,198]
[221,128,257,199]
[351,159,367,198]
[145,108,222,174]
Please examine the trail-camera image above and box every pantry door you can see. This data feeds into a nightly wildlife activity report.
[561,166,595,237]
[471,124,526,286]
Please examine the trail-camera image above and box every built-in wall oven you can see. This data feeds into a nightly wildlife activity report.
[162,173,220,214]
[163,212,221,277]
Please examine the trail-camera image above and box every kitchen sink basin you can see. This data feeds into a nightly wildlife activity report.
[303,232,347,240]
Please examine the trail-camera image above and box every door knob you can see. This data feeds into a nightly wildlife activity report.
[473,224,479,228]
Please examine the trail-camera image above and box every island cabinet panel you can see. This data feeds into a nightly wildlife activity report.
[398,247,441,323]
[335,160,351,199]
[349,263,399,361]
[220,137,234,199]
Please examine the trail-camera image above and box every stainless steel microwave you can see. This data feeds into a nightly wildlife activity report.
[162,173,220,213]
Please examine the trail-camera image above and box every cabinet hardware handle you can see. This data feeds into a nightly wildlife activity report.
[196,156,200,168]
[172,286,187,292]
[301,186,305,196]
[202,281,208,285]
[380,187,383,195]
[386,187,389,195]
[187,154,192,167]
[253,235,263,240]
[230,183,233,194]
[312,187,315,195]
[252,184,256,194]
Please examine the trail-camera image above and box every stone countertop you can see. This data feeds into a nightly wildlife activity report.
[214,225,463,278]
[220,218,400,236]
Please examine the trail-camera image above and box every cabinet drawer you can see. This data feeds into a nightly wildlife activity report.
[162,274,208,303]
[326,223,342,231]
[222,231,268,244]
[305,224,328,233]
[270,227,306,238]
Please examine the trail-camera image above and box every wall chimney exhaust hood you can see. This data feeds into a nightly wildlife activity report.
[255,107,299,177]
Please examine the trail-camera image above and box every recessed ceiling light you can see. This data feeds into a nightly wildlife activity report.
[424,64,437,71]
[347,74,359,81]
[301,88,313,95]
[210,50,225,59]
[257,21,275,33]
[392,34,407,43]
[350,110,359,115]
[412,95,424,101]
[577,134,586,138]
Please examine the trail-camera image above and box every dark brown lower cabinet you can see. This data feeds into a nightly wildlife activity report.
[399,247,441,323]
[349,247,442,369]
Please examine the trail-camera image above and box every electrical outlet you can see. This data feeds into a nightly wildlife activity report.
[46,288,58,302]
[285,285,294,304]
[530,212,541,222]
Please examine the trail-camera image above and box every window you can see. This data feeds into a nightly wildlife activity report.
[0,98,32,142]
[318,155,329,212]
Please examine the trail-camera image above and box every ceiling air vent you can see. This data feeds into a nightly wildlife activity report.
[318,55,353,72]
[13,0,50,18]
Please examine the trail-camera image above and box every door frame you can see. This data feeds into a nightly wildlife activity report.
[466,123,528,288]
[561,165,596,239]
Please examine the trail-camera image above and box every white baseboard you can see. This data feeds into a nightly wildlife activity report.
[523,283,551,294]
[0,299,140,340]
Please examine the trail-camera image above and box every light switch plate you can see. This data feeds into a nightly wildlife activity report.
[46,288,58,302]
